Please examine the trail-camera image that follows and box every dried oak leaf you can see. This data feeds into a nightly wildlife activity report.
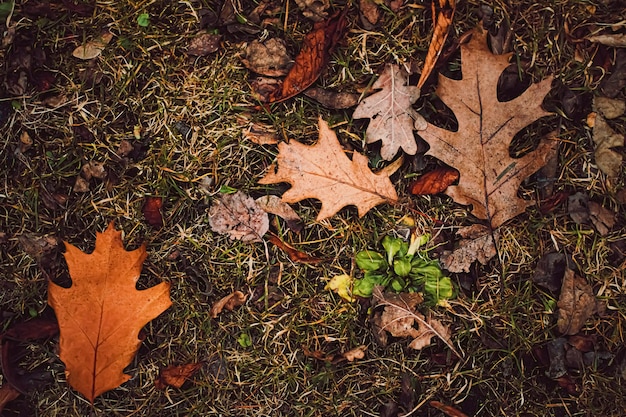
[590,96,625,179]
[439,224,498,273]
[242,38,293,77]
[47,222,172,402]
[155,363,203,390]
[210,291,247,318]
[418,25,557,228]
[295,0,330,21]
[353,64,426,161]
[410,166,459,195]
[208,191,269,242]
[259,117,398,220]
[371,287,458,355]
[255,195,304,233]
[557,268,601,335]
[187,33,221,56]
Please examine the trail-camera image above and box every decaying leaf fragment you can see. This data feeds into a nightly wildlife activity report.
[439,224,498,273]
[72,31,113,60]
[259,117,398,220]
[242,38,293,77]
[48,222,172,402]
[155,363,203,390]
[208,191,269,242]
[371,287,458,355]
[255,195,303,233]
[418,25,557,228]
[557,268,601,335]
[353,64,427,160]
[210,291,247,318]
[589,96,625,179]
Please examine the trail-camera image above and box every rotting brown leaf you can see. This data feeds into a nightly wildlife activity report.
[295,0,329,21]
[266,232,322,264]
[72,31,113,60]
[242,38,293,77]
[155,363,203,390]
[208,191,269,242]
[371,287,458,355]
[557,268,601,335]
[417,0,456,89]
[439,224,498,273]
[259,117,399,220]
[589,96,625,179]
[303,86,360,109]
[242,122,280,145]
[210,291,247,318]
[48,222,172,402]
[255,195,304,233]
[353,64,426,160]
[187,33,221,56]
[418,25,557,228]
[143,196,163,229]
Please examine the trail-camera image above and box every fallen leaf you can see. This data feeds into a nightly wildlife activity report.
[429,400,469,417]
[155,363,203,390]
[587,33,626,47]
[325,274,355,302]
[72,31,113,60]
[242,38,293,77]
[81,160,107,180]
[0,384,20,414]
[590,96,625,178]
[353,64,426,160]
[18,233,58,262]
[210,291,247,318]
[588,201,616,236]
[295,0,329,21]
[242,122,280,145]
[417,0,456,89]
[48,222,172,402]
[258,8,348,103]
[371,287,458,355]
[410,166,459,195]
[259,117,398,220]
[439,224,498,273]
[358,0,380,27]
[303,86,360,109]
[601,49,626,98]
[255,195,304,233]
[531,253,571,293]
[342,345,366,362]
[567,192,590,224]
[187,33,221,56]
[208,191,269,242]
[557,268,600,335]
[267,233,322,264]
[143,196,163,229]
[301,344,366,363]
[418,25,557,228]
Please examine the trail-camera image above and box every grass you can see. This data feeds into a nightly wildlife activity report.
[1,0,625,416]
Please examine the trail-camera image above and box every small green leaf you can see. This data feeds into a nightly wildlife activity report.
[219,185,238,194]
[28,306,38,318]
[355,250,387,272]
[353,273,385,298]
[389,277,406,292]
[0,1,14,22]
[393,257,412,277]
[137,13,150,27]
[424,275,454,304]
[382,236,403,264]
[237,332,252,347]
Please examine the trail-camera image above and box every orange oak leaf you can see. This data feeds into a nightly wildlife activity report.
[417,25,557,228]
[410,166,459,195]
[259,117,399,220]
[48,222,172,402]
[353,64,427,160]
[155,363,203,390]
[417,0,456,89]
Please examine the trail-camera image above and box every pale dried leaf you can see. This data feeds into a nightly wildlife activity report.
[243,123,279,145]
[591,97,625,178]
[208,191,269,242]
[587,33,626,48]
[259,117,398,220]
[342,345,367,362]
[295,0,329,21]
[353,64,425,160]
[418,25,557,228]
[557,268,599,335]
[255,195,303,233]
[440,224,498,273]
[210,291,247,318]
[82,161,107,180]
[594,96,626,119]
[72,32,113,60]
[242,38,293,77]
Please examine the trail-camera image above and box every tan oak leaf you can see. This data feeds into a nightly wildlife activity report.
[418,25,557,228]
[259,117,398,220]
[353,64,426,160]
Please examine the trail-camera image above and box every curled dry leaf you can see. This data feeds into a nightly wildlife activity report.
[210,291,247,318]
[48,222,172,402]
[358,0,381,27]
[342,345,367,362]
[259,117,398,220]
[590,96,625,178]
[429,400,470,417]
[418,25,557,228]
[295,0,330,21]
[143,196,163,229]
[72,31,113,60]
[371,287,458,355]
[417,0,456,89]
[587,33,626,48]
[439,224,498,273]
[208,191,269,242]
[243,122,280,145]
[242,38,293,77]
[255,195,303,233]
[353,64,426,160]
[266,232,322,264]
[410,166,459,195]
[187,33,221,56]
[557,268,601,335]
[303,86,360,109]
[155,363,203,390]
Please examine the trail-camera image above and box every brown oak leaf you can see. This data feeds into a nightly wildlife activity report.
[155,363,203,390]
[557,268,601,335]
[48,222,172,402]
[210,291,247,318]
[353,64,427,160]
[439,224,499,273]
[418,25,557,228]
[208,191,269,242]
[259,117,398,220]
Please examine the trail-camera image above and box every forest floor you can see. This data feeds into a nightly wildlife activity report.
[1,0,625,416]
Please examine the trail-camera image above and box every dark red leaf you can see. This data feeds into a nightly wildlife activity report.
[429,400,470,417]
[539,191,569,214]
[143,196,163,229]
[410,167,459,195]
[267,232,323,264]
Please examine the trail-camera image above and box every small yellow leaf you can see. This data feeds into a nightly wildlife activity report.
[325,274,354,302]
